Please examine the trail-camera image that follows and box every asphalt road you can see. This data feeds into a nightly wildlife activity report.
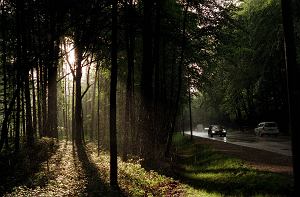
[185,130,292,156]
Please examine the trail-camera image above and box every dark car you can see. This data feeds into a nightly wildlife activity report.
[208,125,227,137]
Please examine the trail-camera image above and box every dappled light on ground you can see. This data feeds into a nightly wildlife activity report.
[4,141,87,196]
[3,140,220,197]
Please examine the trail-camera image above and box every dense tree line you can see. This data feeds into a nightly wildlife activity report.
[187,0,299,134]
[0,0,232,155]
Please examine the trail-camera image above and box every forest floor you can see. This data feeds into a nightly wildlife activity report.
[2,136,294,197]
[2,140,206,197]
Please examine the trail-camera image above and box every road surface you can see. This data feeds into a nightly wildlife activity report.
[185,130,292,156]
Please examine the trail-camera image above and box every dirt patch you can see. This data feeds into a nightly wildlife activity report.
[193,136,293,176]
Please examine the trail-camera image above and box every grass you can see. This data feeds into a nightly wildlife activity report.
[2,136,294,196]
[171,133,294,196]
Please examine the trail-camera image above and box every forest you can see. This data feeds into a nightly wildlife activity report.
[0,0,299,196]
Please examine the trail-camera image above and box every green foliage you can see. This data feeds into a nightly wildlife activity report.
[193,0,289,130]
[172,133,294,196]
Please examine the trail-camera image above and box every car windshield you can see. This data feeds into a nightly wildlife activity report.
[213,125,223,129]
[264,122,277,127]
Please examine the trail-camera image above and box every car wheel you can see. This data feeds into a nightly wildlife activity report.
[210,134,213,138]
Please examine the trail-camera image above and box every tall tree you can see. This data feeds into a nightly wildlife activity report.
[123,0,135,161]
[281,0,299,195]
[140,0,155,165]
[74,36,83,145]
[47,0,59,138]
[110,0,119,187]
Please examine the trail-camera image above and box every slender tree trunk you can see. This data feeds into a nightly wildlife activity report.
[31,69,37,137]
[64,72,69,140]
[24,72,34,146]
[75,38,83,145]
[91,67,98,142]
[21,86,26,137]
[97,69,101,156]
[0,3,8,151]
[123,0,135,161]
[42,66,48,136]
[1,4,8,124]
[165,1,188,157]
[281,0,299,195]
[47,39,59,138]
[188,76,193,140]
[36,66,42,137]
[72,78,75,144]
[153,0,161,158]
[0,89,20,152]
[110,0,118,187]
[141,0,154,165]
[15,74,21,152]
[48,62,58,138]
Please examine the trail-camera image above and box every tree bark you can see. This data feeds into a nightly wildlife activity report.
[188,76,193,140]
[75,38,83,145]
[47,3,59,138]
[42,65,48,136]
[281,0,300,195]
[0,89,19,152]
[15,80,21,152]
[110,0,118,187]
[24,72,34,146]
[97,68,101,156]
[36,66,43,138]
[165,1,188,157]
[123,0,135,161]
[141,0,154,165]
[31,69,37,137]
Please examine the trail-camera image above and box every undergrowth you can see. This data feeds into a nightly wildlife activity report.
[0,137,58,196]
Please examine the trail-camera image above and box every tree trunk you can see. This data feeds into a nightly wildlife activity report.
[72,78,75,144]
[64,71,69,140]
[48,61,58,138]
[36,66,42,138]
[91,74,97,142]
[42,66,48,136]
[21,86,26,137]
[123,0,135,161]
[153,0,161,158]
[281,0,300,195]
[188,76,193,140]
[97,68,101,156]
[141,0,154,165]
[75,38,83,145]
[47,32,59,138]
[15,81,21,152]
[31,69,37,138]
[24,72,34,146]
[110,0,118,187]
[165,1,188,157]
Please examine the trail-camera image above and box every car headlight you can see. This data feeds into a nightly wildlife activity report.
[212,131,215,133]
[222,129,226,133]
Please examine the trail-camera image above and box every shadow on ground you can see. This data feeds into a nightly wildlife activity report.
[0,138,58,196]
[74,142,124,197]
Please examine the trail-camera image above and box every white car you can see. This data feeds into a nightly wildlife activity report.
[254,122,279,137]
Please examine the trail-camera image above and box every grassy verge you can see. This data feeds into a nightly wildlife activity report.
[87,143,221,197]
[171,133,294,196]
